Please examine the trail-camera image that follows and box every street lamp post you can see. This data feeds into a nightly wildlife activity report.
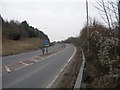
[118,0,120,59]
[86,0,89,27]
[86,0,89,54]
[118,0,120,37]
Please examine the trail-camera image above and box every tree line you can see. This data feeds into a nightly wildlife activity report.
[1,15,49,41]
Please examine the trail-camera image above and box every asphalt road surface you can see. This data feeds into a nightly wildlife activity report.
[2,44,63,66]
[2,44,76,88]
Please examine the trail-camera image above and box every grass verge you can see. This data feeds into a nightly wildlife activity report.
[2,38,45,56]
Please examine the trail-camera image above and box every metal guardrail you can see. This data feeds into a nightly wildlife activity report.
[74,47,86,89]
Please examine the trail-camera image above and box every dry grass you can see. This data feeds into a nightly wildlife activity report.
[2,38,45,56]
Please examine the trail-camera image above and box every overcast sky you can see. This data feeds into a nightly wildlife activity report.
[0,0,115,41]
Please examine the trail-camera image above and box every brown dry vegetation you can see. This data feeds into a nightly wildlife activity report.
[2,38,45,56]
[64,20,120,88]
[79,23,120,88]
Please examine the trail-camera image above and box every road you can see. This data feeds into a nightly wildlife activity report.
[2,44,63,65]
[2,44,76,88]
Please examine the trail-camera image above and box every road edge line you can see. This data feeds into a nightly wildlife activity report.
[47,46,77,88]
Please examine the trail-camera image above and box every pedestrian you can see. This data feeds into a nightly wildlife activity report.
[41,48,45,55]
[46,48,48,53]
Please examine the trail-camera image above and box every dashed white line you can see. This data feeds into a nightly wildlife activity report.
[4,66,11,73]
[47,47,77,88]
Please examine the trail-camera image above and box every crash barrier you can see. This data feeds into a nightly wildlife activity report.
[74,47,86,90]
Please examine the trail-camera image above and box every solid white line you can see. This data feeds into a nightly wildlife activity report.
[47,47,77,88]
[4,66,11,73]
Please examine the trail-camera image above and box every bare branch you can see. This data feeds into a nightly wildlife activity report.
[97,8,108,25]
[93,4,105,12]
[94,0,118,29]
[109,2,119,22]
[101,0,111,29]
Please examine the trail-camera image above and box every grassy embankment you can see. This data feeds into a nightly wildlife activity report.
[2,38,45,56]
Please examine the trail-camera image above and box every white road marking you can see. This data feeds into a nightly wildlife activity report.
[14,65,26,71]
[6,60,55,88]
[19,61,30,66]
[31,59,38,62]
[15,62,33,71]
[2,45,68,76]
[28,63,33,66]
[47,47,77,88]
[4,66,11,73]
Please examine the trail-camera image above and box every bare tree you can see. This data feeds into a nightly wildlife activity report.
[93,0,118,29]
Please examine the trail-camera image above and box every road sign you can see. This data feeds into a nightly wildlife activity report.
[45,40,49,46]
[45,41,49,45]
